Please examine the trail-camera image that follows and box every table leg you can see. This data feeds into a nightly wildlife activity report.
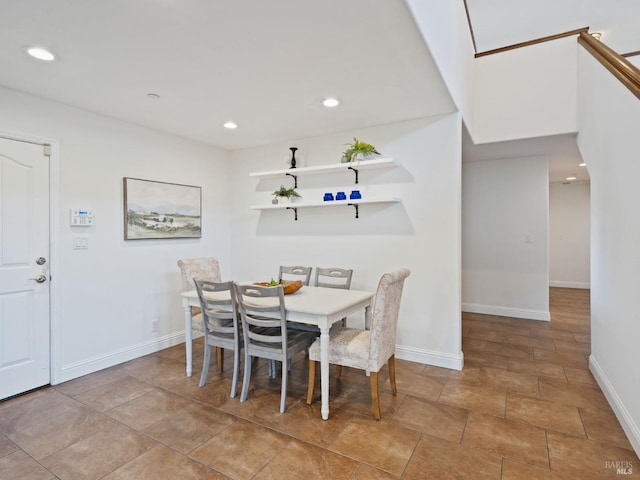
[184,305,193,377]
[320,326,330,420]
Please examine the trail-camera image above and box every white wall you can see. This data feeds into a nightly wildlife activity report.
[472,36,578,144]
[577,49,640,454]
[0,86,231,383]
[462,156,550,320]
[549,182,590,288]
[229,115,463,369]
[405,0,475,127]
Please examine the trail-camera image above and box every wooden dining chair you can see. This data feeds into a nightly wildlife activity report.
[306,268,411,419]
[278,265,312,286]
[193,280,242,397]
[315,267,353,327]
[234,282,316,413]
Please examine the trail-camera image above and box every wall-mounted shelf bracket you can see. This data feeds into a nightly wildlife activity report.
[347,166,359,184]
[347,203,359,219]
[286,206,298,221]
[285,172,298,188]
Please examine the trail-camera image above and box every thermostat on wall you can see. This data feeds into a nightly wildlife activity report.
[70,209,94,226]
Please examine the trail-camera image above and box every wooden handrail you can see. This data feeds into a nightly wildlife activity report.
[474,28,589,58]
[578,31,640,100]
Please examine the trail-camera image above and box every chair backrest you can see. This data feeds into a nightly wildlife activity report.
[368,268,411,370]
[278,265,312,286]
[177,257,221,291]
[315,267,353,289]
[194,280,238,338]
[234,283,287,352]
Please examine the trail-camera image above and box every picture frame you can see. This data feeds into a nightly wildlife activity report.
[123,177,202,240]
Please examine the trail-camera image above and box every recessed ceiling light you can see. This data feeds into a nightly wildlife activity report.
[322,98,340,108]
[26,47,55,61]
[566,176,577,181]
[579,162,586,167]
[223,121,238,129]
[147,93,160,100]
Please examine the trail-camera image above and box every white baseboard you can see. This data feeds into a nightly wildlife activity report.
[462,303,550,321]
[54,332,185,385]
[549,281,591,289]
[590,355,640,456]
[395,344,463,371]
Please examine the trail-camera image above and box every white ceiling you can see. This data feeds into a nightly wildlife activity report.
[1,1,636,182]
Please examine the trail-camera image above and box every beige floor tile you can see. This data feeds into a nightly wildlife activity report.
[0,389,82,436]
[395,368,446,400]
[393,396,468,442]
[103,444,210,480]
[73,375,156,412]
[572,333,591,344]
[547,430,640,479]
[143,401,235,454]
[508,334,556,351]
[478,322,531,336]
[506,393,585,437]
[462,412,549,468]
[476,367,540,396]
[485,342,534,361]
[422,364,483,384]
[253,439,358,480]
[329,416,420,476]
[507,358,567,381]
[438,382,507,417]
[502,459,565,479]
[0,450,55,480]
[563,366,597,386]
[106,389,193,431]
[533,349,588,368]
[269,400,354,448]
[54,366,129,396]
[7,405,116,459]
[529,327,576,341]
[553,339,591,354]
[0,433,18,457]
[465,328,511,343]
[580,408,635,450]
[463,350,510,369]
[41,421,156,480]
[352,464,400,479]
[402,434,502,480]
[461,337,487,352]
[189,420,290,480]
[219,384,304,423]
[538,379,610,410]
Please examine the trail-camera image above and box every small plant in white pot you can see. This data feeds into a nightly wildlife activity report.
[272,185,301,204]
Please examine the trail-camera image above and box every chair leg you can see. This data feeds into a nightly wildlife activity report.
[369,371,381,420]
[216,347,224,374]
[199,342,210,387]
[306,359,316,404]
[241,351,252,403]
[336,365,343,378]
[280,357,288,413]
[388,355,397,395]
[230,347,240,398]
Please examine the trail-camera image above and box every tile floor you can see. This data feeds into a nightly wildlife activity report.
[1,287,638,479]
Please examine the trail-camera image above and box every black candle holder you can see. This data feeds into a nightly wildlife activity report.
[289,147,298,169]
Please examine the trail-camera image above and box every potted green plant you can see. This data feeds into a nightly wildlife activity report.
[272,185,301,204]
[342,137,381,163]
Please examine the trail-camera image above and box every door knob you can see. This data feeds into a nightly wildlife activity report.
[29,275,47,283]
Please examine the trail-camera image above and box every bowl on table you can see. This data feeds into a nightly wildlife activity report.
[253,280,303,295]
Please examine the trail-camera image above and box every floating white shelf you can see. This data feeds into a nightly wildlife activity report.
[249,157,396,186]
[250,197,400,220]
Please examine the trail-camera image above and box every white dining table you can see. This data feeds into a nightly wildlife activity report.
[180,285,374,420]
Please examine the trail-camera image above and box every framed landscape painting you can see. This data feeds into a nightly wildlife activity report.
[123,177,202,240]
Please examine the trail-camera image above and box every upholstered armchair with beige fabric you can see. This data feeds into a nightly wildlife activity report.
[177,257,222,332]
[306,268,410,419]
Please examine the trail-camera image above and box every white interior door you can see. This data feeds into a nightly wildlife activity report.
[0,137,50,400]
